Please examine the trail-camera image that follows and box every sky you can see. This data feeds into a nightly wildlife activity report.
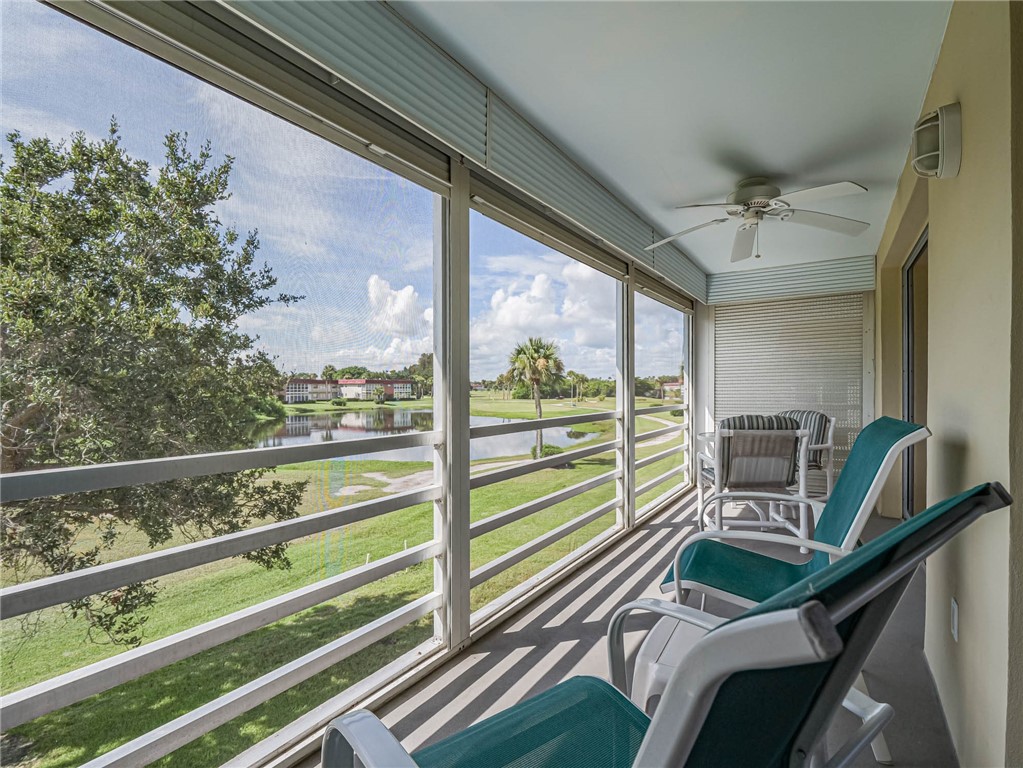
[1,0,686,381]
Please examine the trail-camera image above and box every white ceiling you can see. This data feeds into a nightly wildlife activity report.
[393,1,950,275]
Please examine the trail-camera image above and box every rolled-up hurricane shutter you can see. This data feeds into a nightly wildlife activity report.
[713,293,867,492]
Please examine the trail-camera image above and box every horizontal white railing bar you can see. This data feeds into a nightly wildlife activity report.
[81,593,442,768]
[0,541,441,729]
[635,444,686,470]
[634,423,685,444]
[468,410,620,439]
[634,404,687,415]
[469,497,620,588]
[636,482,694,523]
[636,465,688,498]
[469,439,621,489]
[0,430,443,503]
[229,637,446,768]
[0,486,441,619]
[469,524,623,630]
[469,469,620,539]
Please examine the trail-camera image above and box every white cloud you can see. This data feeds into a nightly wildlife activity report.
[367,275,432,337]
[331,335,433,371]
[469,254,618,379]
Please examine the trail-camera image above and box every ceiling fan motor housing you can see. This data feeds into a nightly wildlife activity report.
[726,176,782,208]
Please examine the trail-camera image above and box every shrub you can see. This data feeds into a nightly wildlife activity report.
[330,397,347,407]
[531,443,564,459]
[531,443,573,468]
[255,397,287,418]
[670,408,685,417]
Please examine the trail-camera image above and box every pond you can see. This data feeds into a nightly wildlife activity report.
[250,409,597,463]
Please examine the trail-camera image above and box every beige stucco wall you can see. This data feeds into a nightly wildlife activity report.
[874,3,1018,765]
[1005,4,1023,763]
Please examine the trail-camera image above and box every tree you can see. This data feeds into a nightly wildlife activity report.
[507,337,565,459]
[337,365,371,379]
[566,370,588,401]
[409,352,433,396]
[0,124,306,646]
[321,364,338,380]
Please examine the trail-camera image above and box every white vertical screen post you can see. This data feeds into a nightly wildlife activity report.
[432,194,450,647]
[616,269,636,529]
[684,311,695,487]
[434,159,472,651]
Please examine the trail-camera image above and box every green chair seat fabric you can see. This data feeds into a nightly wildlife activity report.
[660,538,814,601]
[412,676,649,768]
[740,484,997,623]
[811,417,924,552]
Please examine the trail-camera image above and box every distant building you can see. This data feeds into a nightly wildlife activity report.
[282,378,337,403]
[337,379,414,401]
[279,377,415,403]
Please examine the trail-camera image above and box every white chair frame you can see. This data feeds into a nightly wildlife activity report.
[697,427,811,540]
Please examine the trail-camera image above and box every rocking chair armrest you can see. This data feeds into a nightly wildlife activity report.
[607,598,726,695]
[323,710,419,767]
[700,491,825,520]
[674,531,848,603]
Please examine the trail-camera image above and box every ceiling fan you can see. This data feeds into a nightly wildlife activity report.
[646,177,871,262]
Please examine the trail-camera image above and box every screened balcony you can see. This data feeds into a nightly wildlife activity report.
[1,2,1019,768]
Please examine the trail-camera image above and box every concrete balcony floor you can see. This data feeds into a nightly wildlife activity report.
[312,492,959,767]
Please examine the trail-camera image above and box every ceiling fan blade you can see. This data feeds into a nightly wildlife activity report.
[771,181,867,208]
[780,209,870,236]
[730,223,757,262]
[645,218,729,251]
[674,202,742,213]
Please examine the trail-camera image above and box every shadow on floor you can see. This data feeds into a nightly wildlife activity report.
[362,493,958,767]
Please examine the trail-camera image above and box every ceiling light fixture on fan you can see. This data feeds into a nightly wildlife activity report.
[647,177,871,262]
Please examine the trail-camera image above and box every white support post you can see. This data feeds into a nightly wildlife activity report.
[684,312,695,487]
[617,268,636,529]
[433,159,472,651]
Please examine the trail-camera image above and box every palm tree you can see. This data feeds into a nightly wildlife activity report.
[566,370,588,401]
[508,337,565,459]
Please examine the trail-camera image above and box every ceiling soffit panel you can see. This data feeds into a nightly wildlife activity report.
[225,0,708,302]
[229,0,489,162]
[393,1,952,277]
[707,255,876,305]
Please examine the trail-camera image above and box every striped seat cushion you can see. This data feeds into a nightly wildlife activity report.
[777,410,830,470]
[716,415,800,488]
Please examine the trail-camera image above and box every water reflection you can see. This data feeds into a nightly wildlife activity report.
[252,409,593,462]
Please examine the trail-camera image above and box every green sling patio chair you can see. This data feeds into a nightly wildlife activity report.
[660,416,930,607]
[601,481,1009,768]
[320,482,1009,768]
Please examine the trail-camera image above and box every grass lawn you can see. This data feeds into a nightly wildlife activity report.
[1,399,688,768]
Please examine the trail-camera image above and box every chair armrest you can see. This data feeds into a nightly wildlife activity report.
[673,530,848,603]
[701,491,825,519]
[606,598,726,695]
[323,710,419,768]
